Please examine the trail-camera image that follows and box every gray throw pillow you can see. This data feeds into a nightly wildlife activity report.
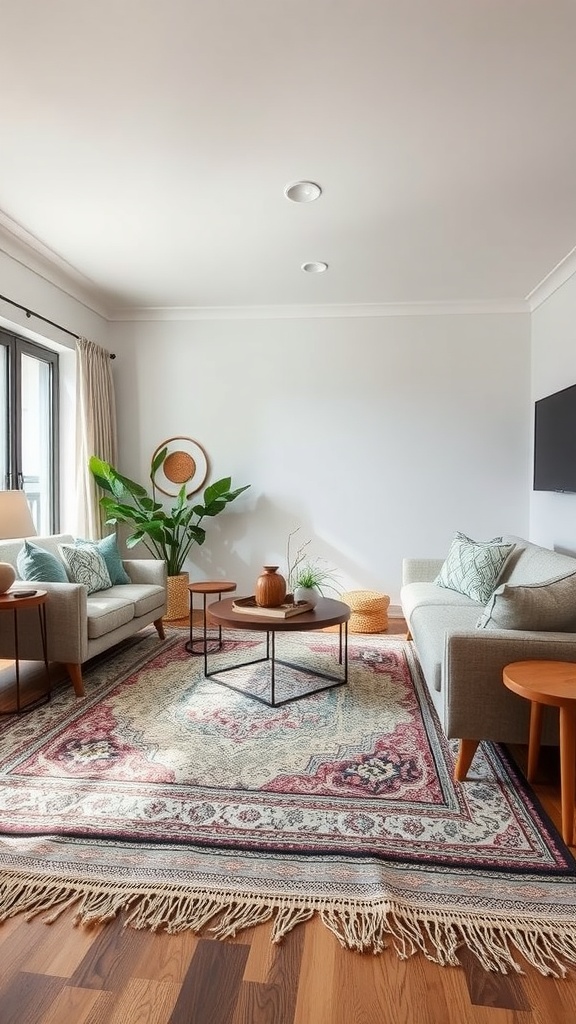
[477,571,576,631]
[435,532,515,604]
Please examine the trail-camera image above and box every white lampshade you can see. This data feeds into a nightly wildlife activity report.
[0,490,37,539]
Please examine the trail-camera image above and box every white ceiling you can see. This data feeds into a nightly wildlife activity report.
[1,0,576,317]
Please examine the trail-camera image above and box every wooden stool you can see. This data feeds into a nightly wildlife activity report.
[185,581,237,655]
[503,660,576,845]
[340,590,390,633]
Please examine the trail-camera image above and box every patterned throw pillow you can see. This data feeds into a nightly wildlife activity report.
[59,544,112,594]
[17,540,69,583]
[435,532,516,604]
[77,535,130,585]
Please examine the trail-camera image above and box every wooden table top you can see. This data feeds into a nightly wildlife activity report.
[503,660,576,707]
[207,596,350,633]
[0,588,47,610]
[188,581,237,595]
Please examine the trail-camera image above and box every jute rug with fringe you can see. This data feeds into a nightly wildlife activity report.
[1,628,576,977]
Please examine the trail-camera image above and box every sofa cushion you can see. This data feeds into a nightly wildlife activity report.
[86,595,135,639]
[78,534,131,585]
[410,604,482,692]
[401,582,479,622]
[435,532,515,604]
[499,535,576,587]
[477,571,576,631]
[17,540,69,583]
[104,583,166,617]
[59,543,112,594]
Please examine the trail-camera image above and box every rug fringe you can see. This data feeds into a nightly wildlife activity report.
[1,871,576,977]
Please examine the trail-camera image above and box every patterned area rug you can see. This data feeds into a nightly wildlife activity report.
[1,628,576,976]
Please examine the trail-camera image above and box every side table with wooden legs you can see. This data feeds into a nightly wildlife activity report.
[185,581,237,656]
[503,660,576,846]
[0,588,51,713]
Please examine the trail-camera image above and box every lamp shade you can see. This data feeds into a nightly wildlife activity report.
[0,490,37,539]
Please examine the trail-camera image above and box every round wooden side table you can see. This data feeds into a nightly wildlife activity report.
[185,580,237,656]
[503,660,576,845]
[0,588,51,713]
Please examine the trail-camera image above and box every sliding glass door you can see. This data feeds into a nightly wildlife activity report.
[0,328,59,534]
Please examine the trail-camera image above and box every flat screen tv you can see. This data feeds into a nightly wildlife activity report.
[533,383,576,493]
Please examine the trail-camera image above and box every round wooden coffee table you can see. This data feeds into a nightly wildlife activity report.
[503,660,576,845]
[206,596,350,708]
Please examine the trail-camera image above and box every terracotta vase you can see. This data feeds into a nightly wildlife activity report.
[255,565,286,608]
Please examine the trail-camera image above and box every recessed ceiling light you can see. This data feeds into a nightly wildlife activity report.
[284,181,322,203]
[301,262,328,273]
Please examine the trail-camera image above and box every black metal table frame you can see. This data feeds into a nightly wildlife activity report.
[203,620,348,708]
[185,589,229,656]
[0,599,51,714]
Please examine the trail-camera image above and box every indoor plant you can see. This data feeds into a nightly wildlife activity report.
[89,451,250,618]
[292,562,341,607]
[286,529,341,607]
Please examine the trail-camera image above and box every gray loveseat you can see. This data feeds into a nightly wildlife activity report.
[401,535,576,781]
[0,533,167,697]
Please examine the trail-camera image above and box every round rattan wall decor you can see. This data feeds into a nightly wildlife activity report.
[151,436,209,497]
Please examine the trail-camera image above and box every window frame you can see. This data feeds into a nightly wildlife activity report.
[0,326,60,532]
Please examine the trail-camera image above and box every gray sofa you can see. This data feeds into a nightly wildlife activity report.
[400,535,576,781]
[0,534,167,697]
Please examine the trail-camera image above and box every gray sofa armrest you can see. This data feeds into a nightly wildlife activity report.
[444,628,576,743]
[122,559,167,587]
[402,558,444,585]
[0,582,88,663]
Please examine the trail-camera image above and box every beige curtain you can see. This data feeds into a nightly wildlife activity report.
[75,337,118,539]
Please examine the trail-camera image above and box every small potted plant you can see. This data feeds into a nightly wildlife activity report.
[293,562,340,608]
[286,529,341,608]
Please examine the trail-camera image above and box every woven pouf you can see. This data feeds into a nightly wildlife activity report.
[341,590,390,633]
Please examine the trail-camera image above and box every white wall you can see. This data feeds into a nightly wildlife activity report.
[530,273,576,554]
[110,311,531,604]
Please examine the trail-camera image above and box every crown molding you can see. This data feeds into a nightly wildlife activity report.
[0,210,531,322]
[112,299,529,322]
[526,245,576,311]
[0,210,112,319]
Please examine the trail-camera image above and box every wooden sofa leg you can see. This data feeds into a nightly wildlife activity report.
[65,663,85,697]
[454,739,480,782]
[154,617,166,640]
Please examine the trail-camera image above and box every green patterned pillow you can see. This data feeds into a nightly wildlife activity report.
[77,535,130,585]
[59,543,112,594]
[17,540,69,583]
[435,532,515,604]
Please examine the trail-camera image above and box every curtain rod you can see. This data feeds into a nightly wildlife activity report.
[0,293,116,358]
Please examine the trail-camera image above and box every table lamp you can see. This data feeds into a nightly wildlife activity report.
[0,490,37,592]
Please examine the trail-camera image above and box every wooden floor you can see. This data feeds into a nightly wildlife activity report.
[1,617,576,1023]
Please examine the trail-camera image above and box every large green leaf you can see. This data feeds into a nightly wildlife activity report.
[90,454,249,573]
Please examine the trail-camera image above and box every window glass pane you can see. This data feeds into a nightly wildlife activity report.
[20,352,52,533]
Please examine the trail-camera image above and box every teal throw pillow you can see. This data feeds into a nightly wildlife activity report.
[77,534,130,585]
[59,543,112,594]
[17,540,69,583]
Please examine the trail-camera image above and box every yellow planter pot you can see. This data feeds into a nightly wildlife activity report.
[164,572,190,621]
